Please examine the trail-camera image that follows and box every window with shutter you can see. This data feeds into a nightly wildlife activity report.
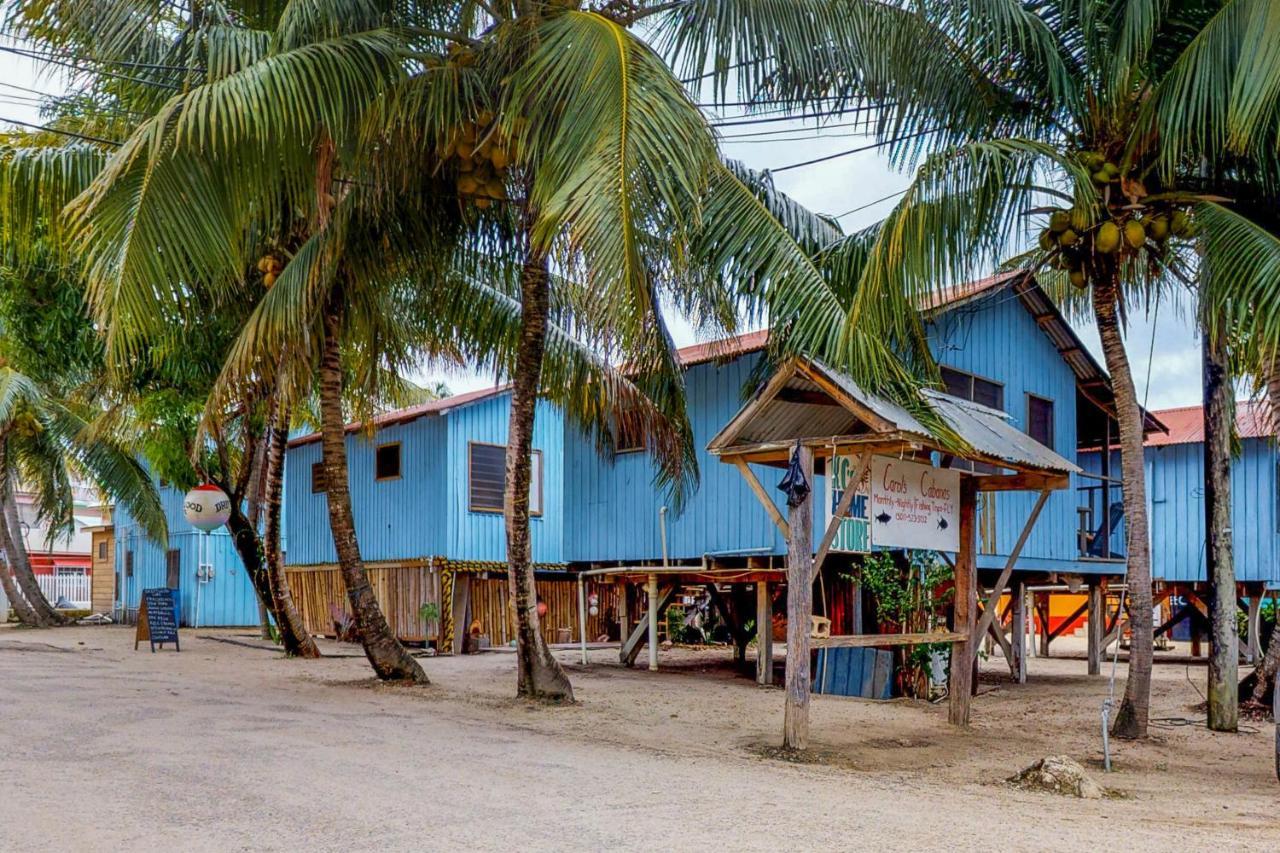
[469,443,542,515]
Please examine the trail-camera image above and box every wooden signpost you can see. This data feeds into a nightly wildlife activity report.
[135,587,180,652]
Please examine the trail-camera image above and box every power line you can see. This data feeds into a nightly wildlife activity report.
[769,126,943,173]
[709,105,880,128]
[832,189,907,219]
[0,46,181,91]
[0,116,120,146]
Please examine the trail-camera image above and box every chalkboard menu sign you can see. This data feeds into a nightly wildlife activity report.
[135,587,180,652]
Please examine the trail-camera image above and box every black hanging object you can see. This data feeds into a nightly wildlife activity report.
[777,442,810,509]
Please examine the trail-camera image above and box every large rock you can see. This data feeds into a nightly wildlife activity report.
[1008,755,1105,799]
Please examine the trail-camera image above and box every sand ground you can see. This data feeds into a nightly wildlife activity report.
[0,625,1275,852]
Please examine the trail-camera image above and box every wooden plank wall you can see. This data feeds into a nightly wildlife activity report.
[284,564,442,643]
[467,578,619,647]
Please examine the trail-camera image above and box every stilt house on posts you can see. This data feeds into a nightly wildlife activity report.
[705,356,1080,747]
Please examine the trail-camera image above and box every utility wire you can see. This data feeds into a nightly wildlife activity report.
[770,127,940,173]
[0,46,182,91]
[832,189,907,219]
[0,116,120,146]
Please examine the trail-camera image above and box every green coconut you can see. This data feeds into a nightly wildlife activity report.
[1058,228,1080,247]
[1039,229,1055,251]
[1147,215,1170,240]
[1124,219,1147,249]
[1069,269,1086,289]
[1048,209,1071,233]
[1170,209,1191,237]
[1096,221,1121,253]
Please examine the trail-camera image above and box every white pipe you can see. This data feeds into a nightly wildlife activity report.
[578,575,588,665]
[659,507,669,570]
[647,572,659,672]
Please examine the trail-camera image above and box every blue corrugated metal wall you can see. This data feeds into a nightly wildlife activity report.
[282,395,563,566]
[113,482,260,626]
[564,353,791,562]
[927,291,1094,572]
[444,396,564,563]
[1147,438,1280,584]
[283,416,448,565]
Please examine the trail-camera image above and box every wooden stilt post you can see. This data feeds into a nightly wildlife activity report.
[647,573,659,671]
[949,477,977,726]
[1087,580,1104,676]
[782,446,814,750]
[1036,592,1051,657]
[756,581,773,685]
[1246,591,1263,664]
[617,580,629,644]
[1012,581,1027,684]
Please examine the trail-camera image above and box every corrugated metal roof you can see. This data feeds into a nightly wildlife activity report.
[1147,400,1274,447]
[814,361,1079,473]
[712,359,1080,475]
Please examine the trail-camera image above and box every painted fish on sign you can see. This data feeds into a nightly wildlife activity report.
[869,457,960,552]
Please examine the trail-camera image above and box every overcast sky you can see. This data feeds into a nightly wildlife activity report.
[0,48,1204,411]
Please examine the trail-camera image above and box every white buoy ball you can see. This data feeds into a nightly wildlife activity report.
[184,484,231,532]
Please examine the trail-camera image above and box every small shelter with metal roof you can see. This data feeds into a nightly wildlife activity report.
[706,355,1080,747]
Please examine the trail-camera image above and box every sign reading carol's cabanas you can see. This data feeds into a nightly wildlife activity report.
[870,457,960,552]
[825,452,870,553]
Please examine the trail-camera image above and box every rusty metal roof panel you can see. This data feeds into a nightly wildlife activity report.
[807,361,1080,474]
[920,389,1081,474]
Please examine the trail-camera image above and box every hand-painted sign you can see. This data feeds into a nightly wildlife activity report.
[824,453,870,553]
[135,587,180,652]
[870,457,960,552]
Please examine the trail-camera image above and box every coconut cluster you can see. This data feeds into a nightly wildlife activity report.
[256,254,284,288]
[440,111,518,210]
[1039,152,1195,288]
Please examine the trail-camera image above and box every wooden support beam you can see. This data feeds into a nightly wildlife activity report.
[783,446,814,750]
[984,604,1014,669]
[705,583,747,661]
[733,457,789,539]
[1011,581,1027,684]
[974,472,1070,492]
[1036,592,1051,656]
[969,490,1051,663]
[811,631,965,649]
[756,581,773,685]
[949,477,977,726]
[619,585,677,667]
[1246,594,1263,664]
[1087,582,1104,676]
[811,452,871,583]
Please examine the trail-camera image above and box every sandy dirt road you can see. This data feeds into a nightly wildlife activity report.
[0,626,1275,851]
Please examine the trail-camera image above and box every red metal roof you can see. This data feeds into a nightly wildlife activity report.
[1146,401,1274,447]
[288,270,1146,447]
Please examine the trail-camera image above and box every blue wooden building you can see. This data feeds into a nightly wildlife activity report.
[276,269,1160,648]
[1145,402,1280,588]
[112,477,261,627]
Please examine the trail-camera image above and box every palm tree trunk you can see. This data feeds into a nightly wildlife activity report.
[1249,356,1280,707]
[0,438,40,626]
[0,460,67,626]
[505,246,573,703]
[1091,276,1153,739]
[1202,327,1238,731]
[265,401,320,658]
[319,299,426,682]
[245,433,274,641]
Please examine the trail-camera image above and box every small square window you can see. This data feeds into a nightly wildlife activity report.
[1027,394,1054,448]
[469,443,541,515]
[311,462,326,494]
[375,443,402,481]
[97,541,107,560]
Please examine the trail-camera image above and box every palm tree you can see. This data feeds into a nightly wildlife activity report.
[38,1,934,705]
[747,0,1280,739]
